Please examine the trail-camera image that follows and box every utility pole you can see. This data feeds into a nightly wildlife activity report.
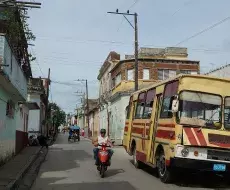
[74,79,90,137]
[45,68,50,137]
[108,10,139,91]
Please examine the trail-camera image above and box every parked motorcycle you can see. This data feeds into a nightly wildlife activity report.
[28,134,39,146]
[97,143,112,178]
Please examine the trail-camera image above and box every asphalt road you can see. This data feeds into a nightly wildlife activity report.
[32,134,230,190]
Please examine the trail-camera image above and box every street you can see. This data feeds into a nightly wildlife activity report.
[32,134,230,190]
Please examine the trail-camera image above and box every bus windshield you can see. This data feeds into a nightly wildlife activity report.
[178,91,222,129]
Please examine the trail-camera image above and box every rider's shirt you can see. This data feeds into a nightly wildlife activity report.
[97,135,108,147]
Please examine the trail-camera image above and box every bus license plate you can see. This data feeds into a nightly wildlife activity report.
[213,164,226,171]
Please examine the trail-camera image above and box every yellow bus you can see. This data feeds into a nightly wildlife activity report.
[123,74,230,183]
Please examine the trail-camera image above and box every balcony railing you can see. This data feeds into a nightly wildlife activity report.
[0,35,27,100]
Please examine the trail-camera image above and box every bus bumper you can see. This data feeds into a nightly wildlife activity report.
[170,158,230,172]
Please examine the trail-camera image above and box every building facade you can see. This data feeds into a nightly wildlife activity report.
[27,78,48,137]
[0,34,34,164]
[97,52,120,135]
[98,47,200,145]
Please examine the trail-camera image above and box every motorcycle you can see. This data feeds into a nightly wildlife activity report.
[28,134,39,146]
[68,132,80,142]
[97,143,113,178]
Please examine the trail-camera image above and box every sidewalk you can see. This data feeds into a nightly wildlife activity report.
[0,146,41,190]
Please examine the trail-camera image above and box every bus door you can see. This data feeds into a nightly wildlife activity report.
[128,100,137,150]
[149,93,163,163]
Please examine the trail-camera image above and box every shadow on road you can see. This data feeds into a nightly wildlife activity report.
[129,159,230,189]
[106,169,125,177]
[43,149,92,172]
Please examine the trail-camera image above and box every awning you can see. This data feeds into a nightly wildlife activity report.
[18,101,40,110]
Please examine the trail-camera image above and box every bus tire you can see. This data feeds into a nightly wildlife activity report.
[157,150,172,183]
[133,146,141,169]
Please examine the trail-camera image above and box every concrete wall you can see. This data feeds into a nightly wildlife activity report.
[27,94,41,134]
[110,96,130,145]
[93,110,99,137]
[15,104,29,132]
[99,106,108,132]
[0,35,27,100]
[0,87,18,164]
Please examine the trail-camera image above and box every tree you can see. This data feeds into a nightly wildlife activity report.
[48,103,66,130]
[2,8,36,62]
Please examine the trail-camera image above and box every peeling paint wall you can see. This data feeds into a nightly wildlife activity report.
[0,87,17,164]
[110,96,130,145]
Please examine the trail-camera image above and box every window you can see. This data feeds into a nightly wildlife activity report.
[135,92,146,119]
[143,69,150,80]
[115,73,121,86]
[191,71,198,75]
[180,70,191,74]
[178,91,222,129]
[158,69,176,80]
[112,78,115,88]
[127,69,134,80]
[6,100,15,118]
[224,97,230,129]
[160,81,179,118]
[143,89,155,118]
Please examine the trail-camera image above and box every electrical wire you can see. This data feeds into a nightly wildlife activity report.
[30,47,45,77]
[175,15,230,46]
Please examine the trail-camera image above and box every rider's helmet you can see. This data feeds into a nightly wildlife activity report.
[100,128,106,136]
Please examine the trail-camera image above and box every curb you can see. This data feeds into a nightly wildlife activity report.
[6,147,42,190]
[18,147,49,190]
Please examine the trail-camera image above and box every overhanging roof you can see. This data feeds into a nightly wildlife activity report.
[25,102,40,110]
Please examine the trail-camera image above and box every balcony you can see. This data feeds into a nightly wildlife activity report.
[0,35,27,101]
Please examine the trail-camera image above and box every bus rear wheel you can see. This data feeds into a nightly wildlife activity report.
[157,151,173,183]
[133,147,141,169]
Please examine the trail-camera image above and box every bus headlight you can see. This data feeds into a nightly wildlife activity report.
[181,148,189,157]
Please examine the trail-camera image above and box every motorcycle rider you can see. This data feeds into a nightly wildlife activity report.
[92,128,114,166]
[68,125,74,140]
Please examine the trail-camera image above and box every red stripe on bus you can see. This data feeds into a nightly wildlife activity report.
[184,128,198,145]
[193,128,207,146]
[156,130,175,140]
[158,123,175,128]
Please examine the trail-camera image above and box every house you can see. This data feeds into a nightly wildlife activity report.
[0,32,40,163]
[98,47,200,145]
[97,52,120,135]
[27,78,48,137]
[87,99,99,137]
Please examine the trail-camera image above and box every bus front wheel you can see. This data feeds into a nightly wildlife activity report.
[157,151,173,183]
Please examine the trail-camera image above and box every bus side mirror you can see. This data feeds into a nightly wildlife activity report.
[171,95,179,113]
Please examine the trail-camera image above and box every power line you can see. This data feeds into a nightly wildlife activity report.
[35,36,230,54]
[175,15,230,46]
[30,47,45,77]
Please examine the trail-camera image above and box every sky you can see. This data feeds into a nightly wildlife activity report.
[26,0,230,113]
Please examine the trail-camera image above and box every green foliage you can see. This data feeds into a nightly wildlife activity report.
[2,8,36,62]
[48,103,66,129]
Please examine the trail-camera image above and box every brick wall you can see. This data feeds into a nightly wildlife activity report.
[111,59,199,81]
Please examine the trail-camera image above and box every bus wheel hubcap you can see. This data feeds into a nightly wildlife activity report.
[159,154,166,176]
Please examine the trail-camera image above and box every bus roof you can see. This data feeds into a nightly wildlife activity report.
[132,74,230,96]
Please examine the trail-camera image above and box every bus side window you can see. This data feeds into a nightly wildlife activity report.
[143,89,156,119]
[160,81,179,118]
[135,92,146,119]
